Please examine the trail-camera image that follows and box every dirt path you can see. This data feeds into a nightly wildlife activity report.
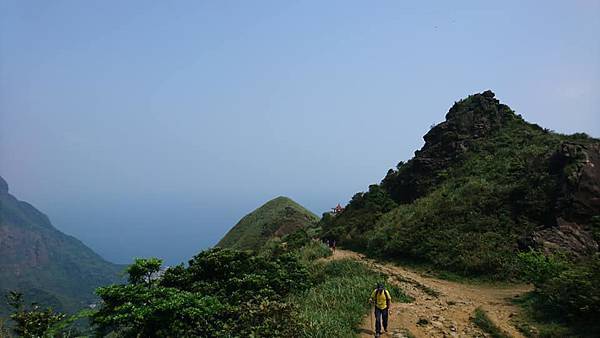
[328,249,531,338]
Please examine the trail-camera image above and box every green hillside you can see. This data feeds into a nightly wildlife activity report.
[217,196,319,250]
[0,176,123,318]
[321,91,599,277]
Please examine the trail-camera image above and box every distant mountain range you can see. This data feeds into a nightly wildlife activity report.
[0,176,123,317]
[217,196,319,250]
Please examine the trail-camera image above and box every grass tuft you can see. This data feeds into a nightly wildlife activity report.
[472,307,510,338]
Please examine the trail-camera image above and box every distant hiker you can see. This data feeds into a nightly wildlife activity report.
[332,240,336,252]
[369,282,391,336]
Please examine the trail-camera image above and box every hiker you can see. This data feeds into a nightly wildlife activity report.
[369,282,391,336]
[332,240,336,252]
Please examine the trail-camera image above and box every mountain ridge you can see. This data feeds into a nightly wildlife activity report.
[0,176,123,317]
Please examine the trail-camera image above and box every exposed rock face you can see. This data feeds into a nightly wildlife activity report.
[553,142,600,223]
[531,142,600,254]
[423,90,513,154]
[532,218,598,256]
[383,90,515,203]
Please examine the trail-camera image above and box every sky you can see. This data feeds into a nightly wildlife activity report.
[1,0,599,265]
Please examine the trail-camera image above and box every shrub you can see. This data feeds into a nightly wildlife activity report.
[93,248,310,337]
[297,241,332,263]
[517,250,567,287]
[5,291,67,337]
[517,251,600,334]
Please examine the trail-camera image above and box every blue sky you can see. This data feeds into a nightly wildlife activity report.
[1,0,599,265]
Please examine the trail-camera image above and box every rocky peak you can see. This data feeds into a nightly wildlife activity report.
[421,90,514,155]
[383,91,517,203]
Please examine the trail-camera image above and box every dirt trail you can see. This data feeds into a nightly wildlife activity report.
[328,249,531,338]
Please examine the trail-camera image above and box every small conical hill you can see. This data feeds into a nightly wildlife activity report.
[217,196,318,250]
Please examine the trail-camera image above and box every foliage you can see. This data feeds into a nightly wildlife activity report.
[0,317,10,338]
[516,252,600,336]
[92,248,310,337]
[321,184,396,251]
[296,240,332,263]
[517,250,567,287]
[513,293,592,338]
[5,291,66,337]
[126,258,162,285]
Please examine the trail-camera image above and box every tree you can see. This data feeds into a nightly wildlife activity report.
[125,257,163,285]
[5,291,66,337]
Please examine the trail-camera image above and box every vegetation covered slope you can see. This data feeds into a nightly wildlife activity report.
[49,238,409,337]
[217,196,319,250]
[0,176,123,317]
[321,91,599,277]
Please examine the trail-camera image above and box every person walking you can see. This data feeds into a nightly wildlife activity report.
[369,282,391,337]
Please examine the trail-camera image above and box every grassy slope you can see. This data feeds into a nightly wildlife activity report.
[292,251,411,337]
[217,196,319,250]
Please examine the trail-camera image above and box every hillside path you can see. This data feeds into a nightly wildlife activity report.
[327,249,532,338]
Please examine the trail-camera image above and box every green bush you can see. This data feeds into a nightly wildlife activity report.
[517,251,600,334]
[517,250,567,287]
[537,255,600,321]
[297,241,332,263]
[92,248,310,337]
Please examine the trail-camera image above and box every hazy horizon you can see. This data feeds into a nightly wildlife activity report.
[2,1,599,265]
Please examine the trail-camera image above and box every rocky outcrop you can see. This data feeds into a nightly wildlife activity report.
[530,142,600,254]
[422,90,514,155]
[382,90,516,203]
[552,142,600,223]
[532,218,598,256]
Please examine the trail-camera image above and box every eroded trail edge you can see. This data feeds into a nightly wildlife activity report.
[328,249,531,338]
